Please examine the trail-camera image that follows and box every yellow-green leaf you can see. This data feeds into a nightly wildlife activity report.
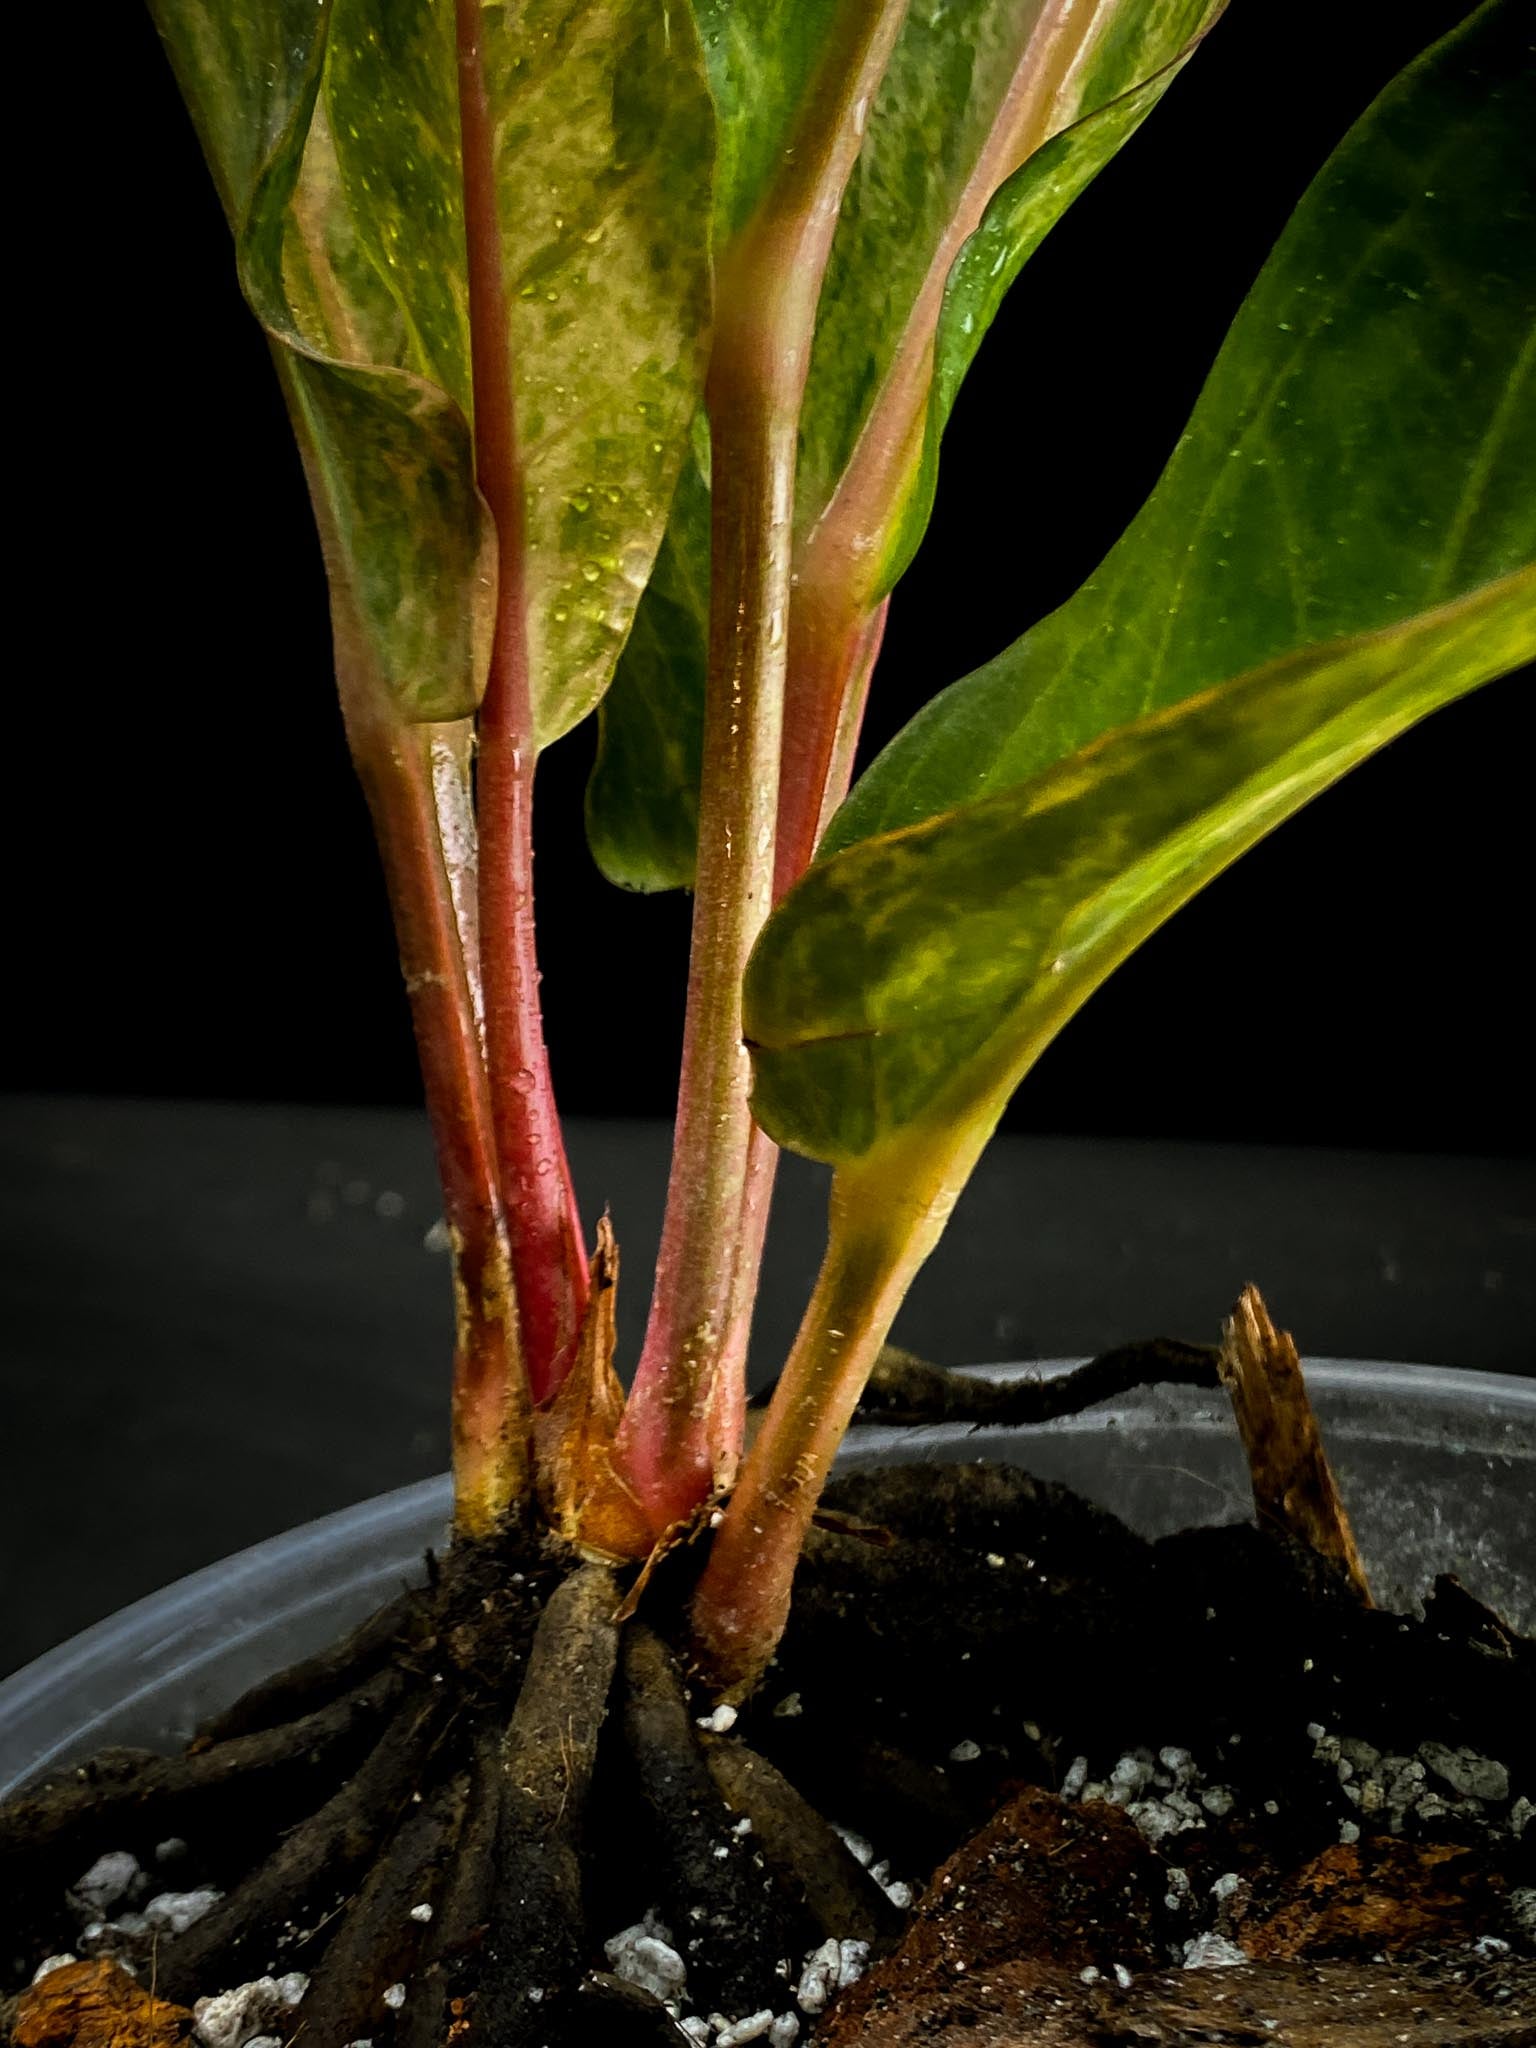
[586,0,1223,888]
[752,0,1535,1175]
[151,0,714,734]
[832,0,1535,846]
[748,572,1535,1165]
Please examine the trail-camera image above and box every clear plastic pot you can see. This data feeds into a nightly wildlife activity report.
[3,1360,1531,1800]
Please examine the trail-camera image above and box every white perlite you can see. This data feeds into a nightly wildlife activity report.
[410,1901,434,1922]
[794,1937,868,2015]
[603,1910,688,2007]
[70,1851,142,1915]
[1311,1727,1516,1834]
[833,1827,874,1868]
[1182,1933,1249,1969]
[193,1972,308,2048]
[838,1941,870,1988]
[143,1888,222,1934]
[697,1704,739,1734]
[1418,1740,1510,1804]
[948,1740,981,1764]
[715,2012,775,2045]
[31,1956,77,1984]
[1509,1888,1536,1944]
[1061,1748,1236,1848]
[382,1983,406,2010]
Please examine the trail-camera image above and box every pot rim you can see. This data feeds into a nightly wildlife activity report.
[3,1358,1531,1796]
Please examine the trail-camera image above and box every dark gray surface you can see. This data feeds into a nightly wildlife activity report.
[1,1095,1531,1677]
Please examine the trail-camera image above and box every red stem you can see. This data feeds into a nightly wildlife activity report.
[694,600,889,1486]
[346,710,530,1535]
[455,0,587,1402]
[815,598,889,841]
[616,345,796,1530]
[689,1162,935,1692]
[618,0,909,1534]
[775,593,890,899]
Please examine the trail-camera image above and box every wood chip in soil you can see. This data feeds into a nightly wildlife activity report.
[816,1787,1533,2045]
[10,1957,192,2046]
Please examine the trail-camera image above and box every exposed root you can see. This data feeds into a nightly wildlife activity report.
[6,1438,1526,2043]
[295,1772,466,2044]
[0,1667,404,1897]
[471,1564,620,2044]
[702,1737,902,1948]
[745,1724,980,1882]
[393,1734,502,2048]
[853,1338,1219,1429]
[196,1587,426,1744]
[621,1626,800,2014]
[573,1969,697,2043]
[153,1692,445,2005]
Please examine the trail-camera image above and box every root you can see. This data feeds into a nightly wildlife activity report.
[573,1970,698,2042]
[153,1692,444,2006]
[9,1438,1519,2042]
[621,1625,800,2014]
[854,1339,1218,1429]
[295,1772,466,2044]
[198,1586,425,1744]
[394,1733,502,2048]
[749,1726,980,1880]
[702,1737,902,1948]
[0,1667,404,1895]
[472,1564,620,2045]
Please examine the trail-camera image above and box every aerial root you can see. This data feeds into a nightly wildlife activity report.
[854,1338,1219,1429]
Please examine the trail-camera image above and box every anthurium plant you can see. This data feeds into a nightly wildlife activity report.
[150,0,1533,1697]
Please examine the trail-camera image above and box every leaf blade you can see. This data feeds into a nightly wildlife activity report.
[587,0,1223,889]
[750,0,1536,1170]
[151,0,714,734]
[747,568,1536,1166]
[831,0,1536,849]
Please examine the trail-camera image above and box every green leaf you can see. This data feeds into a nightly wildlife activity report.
[796,0,1223,556]
[585,447,711,889]
[748,570,1535,1165]
[752,0,1536,1173]
[873,30,1216,595]
[691,0,831,243]
[151,0,713,733]
[831,0,1536,849]
[587,0,1222,889]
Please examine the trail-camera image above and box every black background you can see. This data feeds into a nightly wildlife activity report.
[23,0,1532,1154]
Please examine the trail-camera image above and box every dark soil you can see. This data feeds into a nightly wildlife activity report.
[4,1361,1532,2045]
